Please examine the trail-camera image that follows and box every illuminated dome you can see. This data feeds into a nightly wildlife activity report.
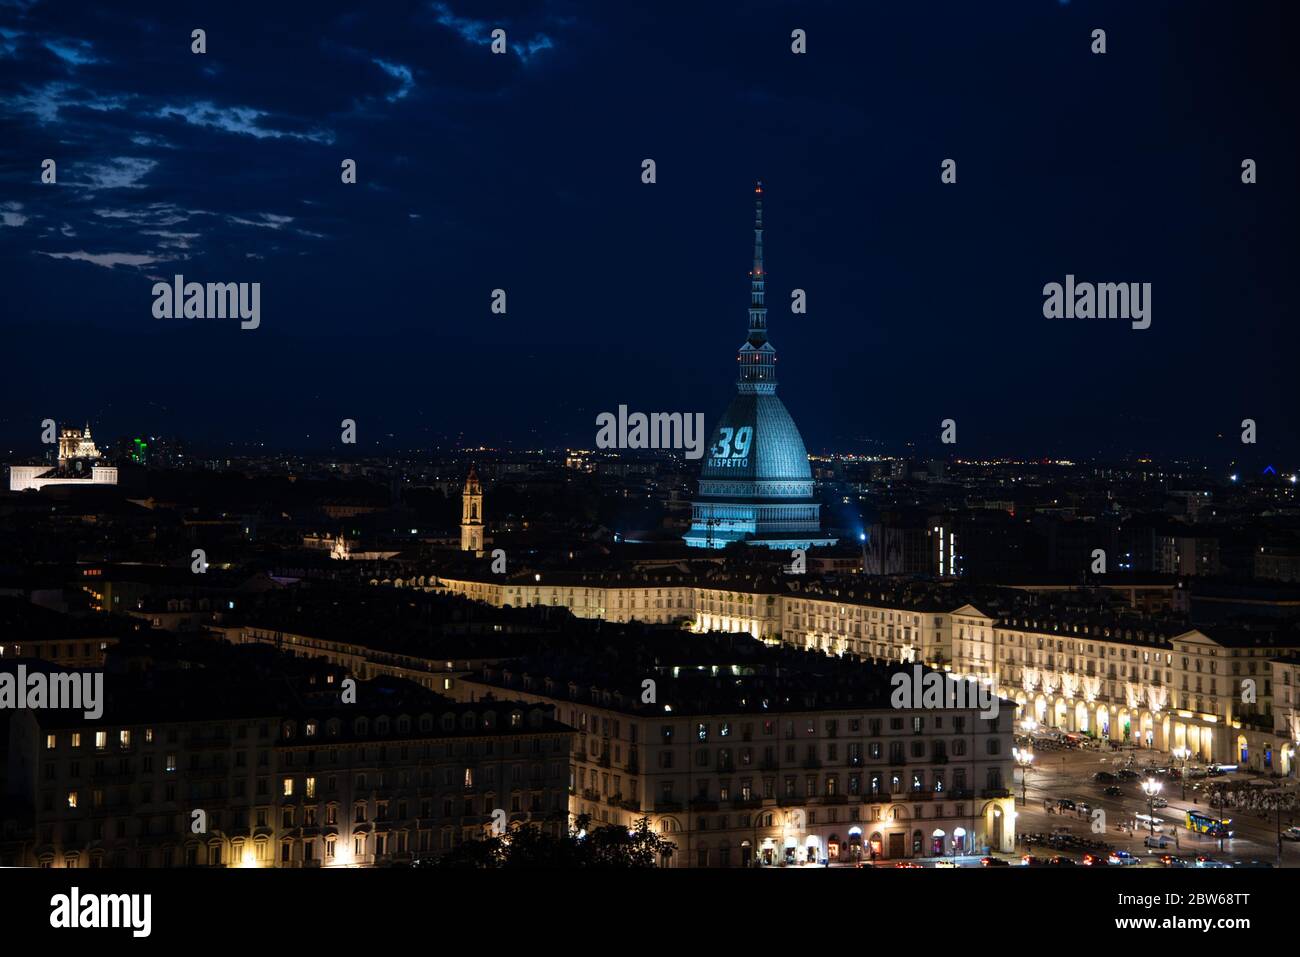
[698,394,813,486]
[684,182,835,550]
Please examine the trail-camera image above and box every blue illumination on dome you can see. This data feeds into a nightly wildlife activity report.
[685,183,836,550]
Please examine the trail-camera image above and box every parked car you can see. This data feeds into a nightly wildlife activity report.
[1144,835,1171,849]
[1093,772,1117,783]
[1081,853,1110,866]
[1047,856,1077,867]
[981,856,1010,867]
[1021,855,1046,866]
[1057,799,1076,810]
[1195,856,1230,868]
[1282,826,1300,842]
[1103,785,1122,797]
[1150,797,1168,809]
[1118,769,1140,781]
[1159,855,1189,868]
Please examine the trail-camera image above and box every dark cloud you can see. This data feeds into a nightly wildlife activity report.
[0,0,1296,461]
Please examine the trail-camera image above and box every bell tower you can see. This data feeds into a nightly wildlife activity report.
[460,466,484,555]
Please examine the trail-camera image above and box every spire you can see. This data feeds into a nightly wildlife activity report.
[737,180,776,395]
[749,180,766,344]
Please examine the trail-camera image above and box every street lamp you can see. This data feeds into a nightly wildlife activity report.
[1141,778,1162,836]
[1014,749,1035,806]
[1019,717,1038,746]
[1172,746,1190,802]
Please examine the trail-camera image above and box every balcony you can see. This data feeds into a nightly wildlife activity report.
[981,788,1012,799]
[689,798,719,811]
[653,801,682,813]
[821,794,848,805]
[801,758,822,770]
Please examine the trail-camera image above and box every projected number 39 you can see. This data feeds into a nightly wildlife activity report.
[711,426,753,459]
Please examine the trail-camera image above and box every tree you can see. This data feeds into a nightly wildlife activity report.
[431,814,675,869]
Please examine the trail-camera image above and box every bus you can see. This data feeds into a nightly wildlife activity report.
[1185,810,1234,838]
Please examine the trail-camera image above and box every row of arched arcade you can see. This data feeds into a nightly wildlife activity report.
[1011,691,1223,763]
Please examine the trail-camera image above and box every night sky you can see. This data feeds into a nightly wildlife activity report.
[1,0,1296,463]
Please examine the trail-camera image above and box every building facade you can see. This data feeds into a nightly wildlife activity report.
[456,659,1017,867]
[428,571,1300,773]
[3,681,570,868]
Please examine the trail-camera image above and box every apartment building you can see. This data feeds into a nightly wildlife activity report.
[1,655,571,868]
[453,634,1017,867]
[428,569,1300,772]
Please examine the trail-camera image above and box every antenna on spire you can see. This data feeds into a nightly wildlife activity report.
[737,180,776,394]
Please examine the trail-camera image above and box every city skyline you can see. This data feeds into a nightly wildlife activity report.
[3,2,1300,926]
[2,1,1297,459]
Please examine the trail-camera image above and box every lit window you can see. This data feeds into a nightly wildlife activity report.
[71,733,81,748]
[306,777,317,799]
[94,731,107,751]
[283,778,294,797]
[119,730,131,748]
[67,791,77,808]
[45,734,57,750]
